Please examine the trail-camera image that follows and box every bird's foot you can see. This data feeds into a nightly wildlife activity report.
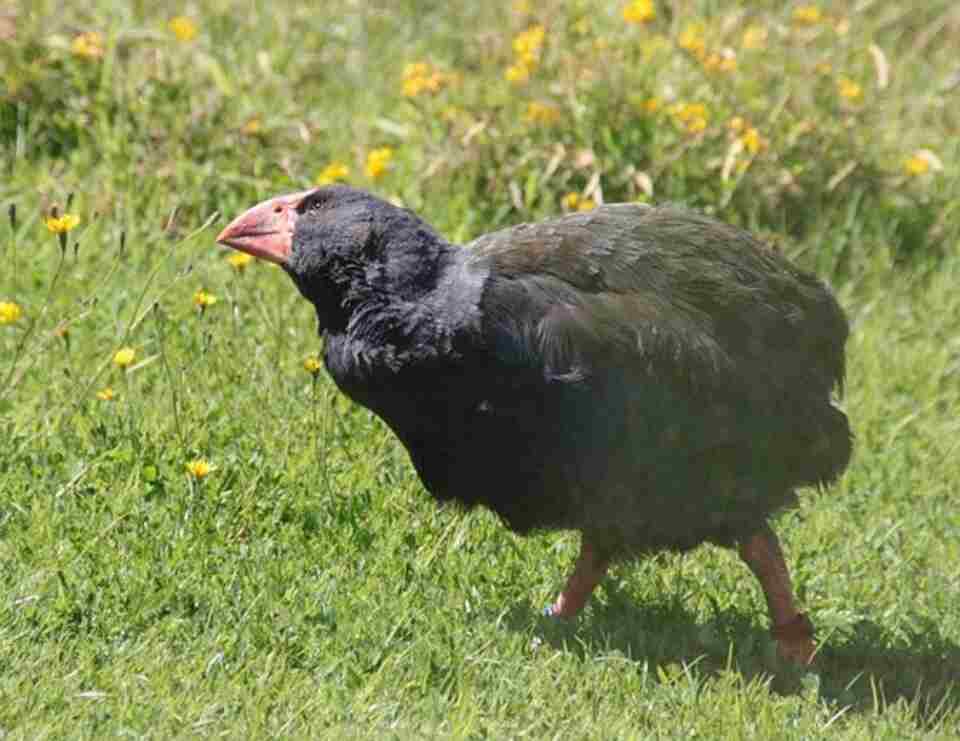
[542,599,578,619]
[771,612,816,665]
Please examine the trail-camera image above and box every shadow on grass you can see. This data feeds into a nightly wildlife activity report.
[507,580,960,725]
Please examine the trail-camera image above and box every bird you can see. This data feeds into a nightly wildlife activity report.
[217,185,852,665]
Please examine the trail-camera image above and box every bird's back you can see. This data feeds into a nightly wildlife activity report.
[439,204,850,547]
[343,203,852,553]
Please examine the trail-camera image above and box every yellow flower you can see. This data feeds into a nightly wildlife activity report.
[903,151,941,176]
[364,147,394,180]
[316,162,350,186]
[727,116,746,133]
[505,63,531,84]
[623,0,656,24]
[0,300,22,325]
[71,31,104,59]
[904,155,930,176]
[525,101,561,126]
[402,76,425,97]
[678,24,707,60]
[670,102,709,134]
[401,61,448,97]
[837,77,862,100]
[404,62,430,80]
[44,213,80,234]
[793,5,822,25]
[304,356,322,375]
[193,289,218,309]
[241,118,262,136]
[96,387,116,401]
[562,193,595,212]
[513,25,545,60]
[703,49,736,73]
[741,127,766,155]
[168,16,198,42]
[741,25,767,50]
[186,459,214,479]
[113,347,136,369]
[226,252,253,271]
[643,97,661,113]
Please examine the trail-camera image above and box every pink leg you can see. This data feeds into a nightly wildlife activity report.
[739,526,816,665]
[545,540,609,618]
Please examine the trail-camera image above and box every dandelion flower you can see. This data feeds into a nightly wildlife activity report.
[741,127,766,155]
[402,61,448,97]
[241,118,262,136]
[193,289,218,310]
[168,16,198,42]
[678,24,707,61]
[0,300,22,325]
[71,31,104,59]
[837,77,862,100]
[113,347,136,369]
[304,356,322,375]
[904,151,940,176]
[643,97,661,113]
[703,49,736,74]
[512,25,545,62]
[623,0,656,24]
[186,459,214,479]
[793,5,822,25]
[226,252,253,271]
[364,147,394,180]
[525,101,561,126]
[741,25,767,50]
[562,193,596,212]
[670,102,709,134]
[505,63,531,84]
[316,162,350,186]
[44,213,80,234]
[96,387,116,401]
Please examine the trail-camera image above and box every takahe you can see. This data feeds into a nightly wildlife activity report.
[218,185,852,664]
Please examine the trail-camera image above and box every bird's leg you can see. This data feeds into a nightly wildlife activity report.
[545,539,609,618]
[738,525,815,665]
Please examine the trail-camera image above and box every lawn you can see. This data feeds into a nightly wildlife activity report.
[2,1,959,737]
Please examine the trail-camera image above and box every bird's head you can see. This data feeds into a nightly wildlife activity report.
[217,185,448,332]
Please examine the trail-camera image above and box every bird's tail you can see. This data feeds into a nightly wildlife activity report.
[790,400,853,488]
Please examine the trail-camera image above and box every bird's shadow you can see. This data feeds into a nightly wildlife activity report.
[505,580,960,724]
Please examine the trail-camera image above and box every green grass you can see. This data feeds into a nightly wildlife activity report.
[2,1,960,737]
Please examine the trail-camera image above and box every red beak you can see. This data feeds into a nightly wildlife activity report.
[216,190,314,266]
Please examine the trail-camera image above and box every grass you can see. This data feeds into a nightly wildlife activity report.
[2,0,959,737]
